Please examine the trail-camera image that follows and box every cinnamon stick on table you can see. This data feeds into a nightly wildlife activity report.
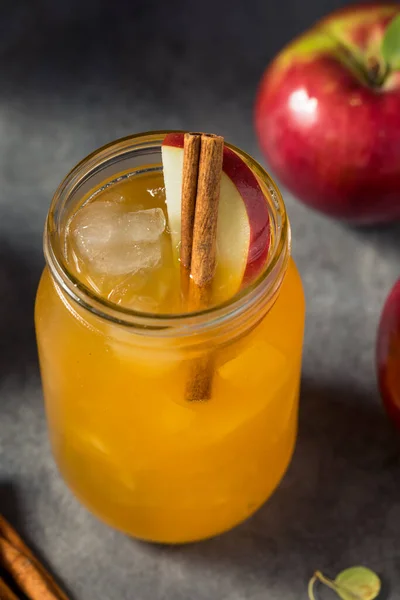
[0,576,18,600]
[181,133,224,401]
[0,515,68,600]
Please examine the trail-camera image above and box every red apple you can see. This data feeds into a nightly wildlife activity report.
[377,278,400,428]
[255,3,400,224]
[162,133,270,300]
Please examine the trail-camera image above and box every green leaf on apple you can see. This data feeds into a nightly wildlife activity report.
[308,567,381,600]
[382,14,400,71]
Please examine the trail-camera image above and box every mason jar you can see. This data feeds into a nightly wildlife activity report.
[35,131,305,543]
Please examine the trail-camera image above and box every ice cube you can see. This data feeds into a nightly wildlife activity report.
[70,202,165,276]
[100,242,162,276]
[118,208,166,244]
[72,201,115,259]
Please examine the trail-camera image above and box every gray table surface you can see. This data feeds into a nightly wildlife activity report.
[1,1,400,599]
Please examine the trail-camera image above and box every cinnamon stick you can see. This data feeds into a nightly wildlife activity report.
[0,536,59,600]
[0,576,18,600]
[0,515,68,600]
[189,134,223,307]
[180,133,201,299]
[183,133,224,401]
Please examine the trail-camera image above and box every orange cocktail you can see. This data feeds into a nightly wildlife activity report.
[35,132,305,543]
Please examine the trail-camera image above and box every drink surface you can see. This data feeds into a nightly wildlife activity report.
[35,166,305,543]
[66,168,254,313]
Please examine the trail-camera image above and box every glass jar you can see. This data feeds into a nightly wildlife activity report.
[35,131,305,543]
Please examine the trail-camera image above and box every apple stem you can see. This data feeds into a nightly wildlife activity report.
[366,55,388,88]
[333,37,386,90]
[332,33,389,89]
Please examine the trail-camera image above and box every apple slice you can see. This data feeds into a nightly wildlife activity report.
[162,133,270,302]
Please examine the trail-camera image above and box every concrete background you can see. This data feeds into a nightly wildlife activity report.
[1,1,400,598]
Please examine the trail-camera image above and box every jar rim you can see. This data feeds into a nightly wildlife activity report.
[44,130,291,337]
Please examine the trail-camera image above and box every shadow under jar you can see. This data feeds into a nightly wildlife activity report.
[35,131,305,544]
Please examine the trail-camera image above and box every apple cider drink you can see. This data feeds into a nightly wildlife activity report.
[35,131,305,543]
